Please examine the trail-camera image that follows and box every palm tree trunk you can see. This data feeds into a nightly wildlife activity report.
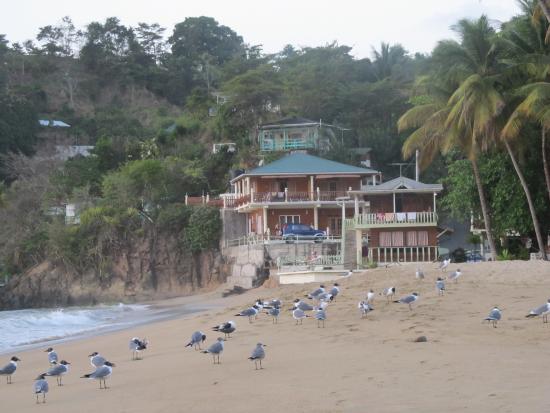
[539,0,550,23]
[503,140,547,260]
[543,128,550,202]
[471,159,498,261]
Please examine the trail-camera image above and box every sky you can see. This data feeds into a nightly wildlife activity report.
[2,0,522,58]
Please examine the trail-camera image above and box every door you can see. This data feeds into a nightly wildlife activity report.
[328,217,342,236]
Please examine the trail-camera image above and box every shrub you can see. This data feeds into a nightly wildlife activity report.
[183,206,221,252]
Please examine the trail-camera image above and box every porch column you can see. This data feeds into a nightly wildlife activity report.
[263,207,268,234]
[309,176,315,200]
[393,192,396,213]
[433,192,437,213]
[314,206,319,229]
[355,230,362,269]
[354,195,359,217]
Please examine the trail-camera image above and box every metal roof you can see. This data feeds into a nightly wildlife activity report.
[259,117,319,129]
[350,176,443,194]
[232,153,379,182]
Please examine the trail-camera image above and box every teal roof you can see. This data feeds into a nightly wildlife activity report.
[233,153,379,182]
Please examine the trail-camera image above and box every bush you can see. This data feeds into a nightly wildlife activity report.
[157,204,191,232]
[183,206,221,252]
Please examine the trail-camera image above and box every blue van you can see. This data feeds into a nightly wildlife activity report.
[282,223,326,243]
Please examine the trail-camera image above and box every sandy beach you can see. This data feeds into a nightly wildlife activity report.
[2,260,550,413]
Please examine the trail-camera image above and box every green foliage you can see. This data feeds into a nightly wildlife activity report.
[156,204,191,232]
[497,249,512,261]
[467,233,481,245]
[182,206,221,252]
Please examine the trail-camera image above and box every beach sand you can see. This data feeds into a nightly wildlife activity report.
[1,260,550,413]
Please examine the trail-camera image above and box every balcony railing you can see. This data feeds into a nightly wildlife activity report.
[277,254,343,269]
[346,211,437,228]
[364,246,439,264]
[222,191,351,208]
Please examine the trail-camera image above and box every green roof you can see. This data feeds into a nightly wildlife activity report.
[233,153,379,182]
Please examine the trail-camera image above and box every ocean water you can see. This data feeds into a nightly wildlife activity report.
[0,303,153,354]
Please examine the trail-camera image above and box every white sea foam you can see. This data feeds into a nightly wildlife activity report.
[0,304,149,353]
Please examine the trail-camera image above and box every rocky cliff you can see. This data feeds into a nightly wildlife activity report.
[0,235,228,309]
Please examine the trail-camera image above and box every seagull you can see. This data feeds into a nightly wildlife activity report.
[448,269,462,283]
[249,343,266,370]
[129,337,148,360]
[329,283,340,299]
[266,307,280,324]
[316,300,329,311]
[292,308,309,325]
[293,299,314,312]
[45,360,70,386]
[212,321,236,339]
[306,285,325,300]
[33,374,49,404]
[235,305,260,323]
[316,292,334,303]
[315,308,327,328]
[186,331,207,350]
[394,292,419,311]
[202,337,225,364]
[416,268,425,280]
[358,301,374,318]
[436,277,445,296]
[81,361,115,389]
[262,299,282,309]
[381,287,396,303]
[439,258,450,272]
[484,307,502,328]
[0,356,20,384]
[45,347,58,365]
[366,289,375,304]
[526,299,550,323]
[88,352,106,368]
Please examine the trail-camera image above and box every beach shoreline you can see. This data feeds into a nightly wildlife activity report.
[2,261,550,413]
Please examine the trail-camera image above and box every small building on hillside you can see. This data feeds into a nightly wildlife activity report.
[347,176,443,265]
[224,152,380,236]
[257,117,333,152]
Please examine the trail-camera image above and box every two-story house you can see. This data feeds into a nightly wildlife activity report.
[346,176,443,265]
[224,152,380,236]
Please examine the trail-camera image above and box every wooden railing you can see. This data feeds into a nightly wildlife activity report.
[346,211,437,228]
[222,190,353,208]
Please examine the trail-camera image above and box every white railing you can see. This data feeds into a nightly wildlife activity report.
[221,190,354,208]
[277,254,343,269]
[346,211,437,228]
[365,246,439,264]
[224,234,342,248]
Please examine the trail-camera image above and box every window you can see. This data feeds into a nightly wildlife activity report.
[380,232,392,247]
[328,217,342,235]
[279,215,300,225]
[407,231,417,246]
[328,181,338,192]
[391,231,404,246]
[417,231,429,246]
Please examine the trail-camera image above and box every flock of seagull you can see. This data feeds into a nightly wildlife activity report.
[1,256,550,405]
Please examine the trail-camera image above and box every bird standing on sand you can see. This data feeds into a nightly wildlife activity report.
[358,301,374,318]
[315,308,327,328]
[436,277,445,296]
[45,347,58,365]
[394,292,419,311]
[526,299,550,323]
[45,360,70,386]
[81,361,116,389]
[249,343,266,370]
[89,352,106,368]
[448,269,462,283]
[33,374,49,404]
[381,287,396,303]
[306,285,325,300]
[416,268,425,280]
[0,356,20,384]
[366,289,375,304]
[329,283,340,299]
[202,337,225,364]
[186,331,207,350]
[266,307,280,324]
[439,258,450,272]
[129,337,148,360]
[235,305,260,323]
[212,321,236,339]
[484,307,502,328]
[292,308,309,325]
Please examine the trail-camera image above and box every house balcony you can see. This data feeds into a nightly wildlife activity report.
[259,139,316,152]
[222,191,352,210]
[345,211,438,229]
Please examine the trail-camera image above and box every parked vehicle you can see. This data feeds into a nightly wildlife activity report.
[282,223,326,243]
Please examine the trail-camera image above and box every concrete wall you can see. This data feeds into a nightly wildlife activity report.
[220,209,248,244]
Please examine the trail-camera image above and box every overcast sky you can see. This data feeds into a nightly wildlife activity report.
[2,0,521,58]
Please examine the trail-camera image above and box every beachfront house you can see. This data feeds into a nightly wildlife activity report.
[346,176,443,265]
[223,152,380,236]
